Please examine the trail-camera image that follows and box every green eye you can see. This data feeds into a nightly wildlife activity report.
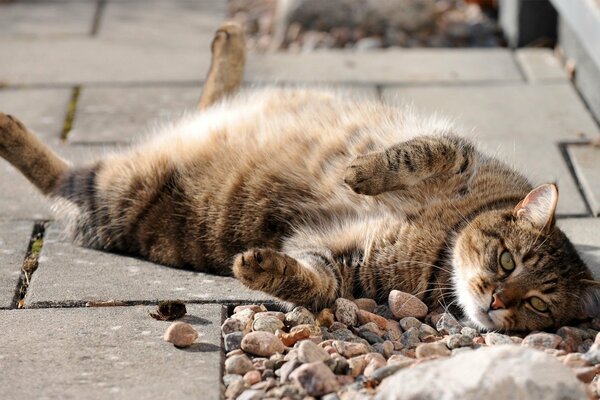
[499,250,515,272]
[530,296,548,312]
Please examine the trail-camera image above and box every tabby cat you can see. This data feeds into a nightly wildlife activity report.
[1,23,598,332]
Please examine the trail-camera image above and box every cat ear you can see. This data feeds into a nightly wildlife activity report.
[579,279,600,319]
[513,183,558,230]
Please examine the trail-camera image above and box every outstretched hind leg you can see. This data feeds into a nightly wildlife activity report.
[198,21,246,110]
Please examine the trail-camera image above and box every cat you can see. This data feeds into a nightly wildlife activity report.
[1,22,598,332]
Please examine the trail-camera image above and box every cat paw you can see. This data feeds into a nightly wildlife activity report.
[211,21,245,64]
[344,153,387,195]
[233,248,296,292]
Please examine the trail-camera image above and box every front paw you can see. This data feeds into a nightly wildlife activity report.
[344,154,387,195]
[233,248,292,292]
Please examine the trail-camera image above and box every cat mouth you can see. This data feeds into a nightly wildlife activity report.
[470,307,501,331]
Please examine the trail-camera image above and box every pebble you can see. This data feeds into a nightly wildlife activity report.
[259,311,286,321]
[298,339,330,363]
[224,331,244,352]
[285,306,315,327]
[279,359,301,382]
[521,332,562,350]
[447,334,473,349]
[358,322,385,337]
[364,353,387,377]
[241,331,285,356]
[373,304,395,320]
[232,308,256,327]
[484,332,513,346]
[399,316,422,331]
[354,298,378,313]
[388,290,428,319]
[574,366,600,383]
[243,370,262,385]
[163,321,199,347]
[401,327,421,348]
[236,389,265,400]
[369,363,409,382]
[316,308,335,327]
[415,342,451,358]
[356,309,388,330]
[332,341,369,358]
[461,327,478,339]
[223,374,243,388]
[563,352,590,368]
[384,320,403,341]
[435,313,462,335]
[225,379,246,399]
[280,326,311,347]
[557,326,584,353]
[361,331,384,345]
[221,317,244,336]
[347,355,368,377]
[418,323,439,339]
[225,354,255,375]
[290,361,340,397]
[335,298,359,326]
[234,304,267,314]
[252,315,285,334]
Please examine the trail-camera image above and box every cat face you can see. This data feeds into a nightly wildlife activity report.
[452,184,598,331]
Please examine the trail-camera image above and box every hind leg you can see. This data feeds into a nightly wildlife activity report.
[198,21,246,110]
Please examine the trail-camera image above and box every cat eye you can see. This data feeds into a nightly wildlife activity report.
[499,250,515,273]
[529,296,548,313]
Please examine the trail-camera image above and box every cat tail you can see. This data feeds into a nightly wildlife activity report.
[0,112,71,195]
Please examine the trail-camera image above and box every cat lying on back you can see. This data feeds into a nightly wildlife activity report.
[1,22,598,332]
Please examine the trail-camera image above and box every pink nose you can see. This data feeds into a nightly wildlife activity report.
[490,294,506,310]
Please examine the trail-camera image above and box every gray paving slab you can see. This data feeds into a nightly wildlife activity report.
[70,86,202,144]
[0,304,222,400]
[382,83,600,216]
[0,221,33,308]
[26,224,274,307]
[246,49,523,84]
[0,1,96,37]
[515,48,569,82]
[99,0,226,47]
[568,145,600,216]
[558,219,600,278]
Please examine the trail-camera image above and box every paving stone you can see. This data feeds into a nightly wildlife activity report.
[0,304,222,400]
[515,48,569,82]
[25,224,274,307]
[70,86,203,144]
[382,83,599,216]
[568,145,600,216]
[0,221,33,308]
[0,1,96,37]
[246,49,523,84]
[99,0,226,47]
[558,219,600,278]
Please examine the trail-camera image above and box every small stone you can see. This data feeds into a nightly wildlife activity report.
[401,327,421,348]
[236,389,265,400]
[226,349,244,358]
[389,290,428,319]
[388,354,416,366]
[358,322,385,337]
[347,355,368,377]
[384,320,403,341]
[262,369,274,379]
[356,309,388,330]
[316,308,335,327]
[418,323,439,339]
[243,370,262,385]
[382,340,395,358]
[485,332,513,346]
[435,313,461,335]
[583,349,600,365]
[291,323,321,337]
[163,321,199,347]
[225,354,254,375]
[416,342,451,358]
[241,331,285,356]
[224,379,246,399]
[232,308,255,326]
[257,311,285,321]
[335,298,359,326]
[298,340,330,363]
[330,353,350,374]
[234,304,267,314]
[364,353,387,377]
[373,304,395,320]
[279,359,302,382]
[322,393,341,400]
[447,334,472,349]
[354,298,378,312]
[522,332,562,350]
[557,326,584,353]
[579,339,594,354]
[221,317,244,336]
[290,361,340,397]
[574,366,600,383]
[222,374,242,388]
[400,317,422,331]
[370,363,409,382]
[563,353,591,368]
[224,331,244,352]
[511,336,524,345]
[329,328,358,342]
[281,327,311,347]
[461,326,478,339]
[332,340,369,358]
[285,306,315,327]
[361,331,384,345]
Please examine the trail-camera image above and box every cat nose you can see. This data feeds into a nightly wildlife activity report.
[490,293,506,310]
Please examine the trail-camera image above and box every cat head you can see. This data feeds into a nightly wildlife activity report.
[452,183,599,331]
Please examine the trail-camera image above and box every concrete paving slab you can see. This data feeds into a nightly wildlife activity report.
[99,0,225,48]
[515,48,569,82]
[0,1,96,37]
[0,221,33,308]
[558,219,600,278]
[246,49,523,84]
[382,83,598,215]
[568,145,600,216]
[70,86,202,144]
[25,224,274,307]
[0,304,223,400]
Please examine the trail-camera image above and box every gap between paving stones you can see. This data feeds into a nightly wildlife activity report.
[558,141,596,217]
[60,85,80,141]
[11,221,46,309]
[90,0,107,37]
